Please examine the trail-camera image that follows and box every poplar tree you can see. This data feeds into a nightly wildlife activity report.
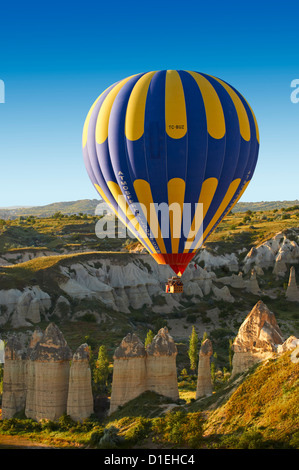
[188,326,199,371]
[94,345,109,392]
[145,329,154,348]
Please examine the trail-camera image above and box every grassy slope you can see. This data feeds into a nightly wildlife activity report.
[200,352,299,446]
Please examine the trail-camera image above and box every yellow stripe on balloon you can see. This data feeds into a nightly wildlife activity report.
[187,71,225,140]
[94,183,149,249]
[165,70,187,139]
[183,177,218,252]
[167,178,185,253]
[125,71,156,141]
[94,183,117,214]
[194,178,241,251]
[82,90,106,148]
[95,75,136,145]
[133,179,167,254]
[105,181,159,254]
[210,76,251,142]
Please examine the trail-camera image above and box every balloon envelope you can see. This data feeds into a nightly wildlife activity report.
[83,70,259,275]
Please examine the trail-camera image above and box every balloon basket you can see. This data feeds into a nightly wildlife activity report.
[165,276,184,294]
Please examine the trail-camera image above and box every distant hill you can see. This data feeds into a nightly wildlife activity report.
[232,200,299,212]
[1,198,299,219]
[0,199,105,219]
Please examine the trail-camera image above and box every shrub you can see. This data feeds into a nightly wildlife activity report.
[58,413,76,430]
[220,430,267,449]
[80,313,97,323]
[0,418,41,434]
[124,417,152,444]
[89,427,105,446]
[152,410,204,448]
[40,419,60,432]
[98,426,125,449]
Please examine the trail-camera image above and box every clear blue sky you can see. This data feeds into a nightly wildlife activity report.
[0,0,298,207]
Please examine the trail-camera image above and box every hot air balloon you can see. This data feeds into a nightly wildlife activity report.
[82,70,259,293]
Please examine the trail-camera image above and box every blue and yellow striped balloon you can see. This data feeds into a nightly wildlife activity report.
[82,70,259,276]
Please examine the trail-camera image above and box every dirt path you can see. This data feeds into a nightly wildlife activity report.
[0,435,57,449]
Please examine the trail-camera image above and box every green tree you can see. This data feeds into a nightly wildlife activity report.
[93,345,109,392]
[201,331,208,344]
[188,326,199,371]
[211,352,218,382]
[52,211,63,219]
[145,329,154,348]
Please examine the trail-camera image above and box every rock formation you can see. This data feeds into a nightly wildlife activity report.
[195,249,239,272]
[25,323,72,421]
[109,328,179,414]
[231,301,284,377]
[286,266,299,302]
[212,285,235,303]
[1,231,299,327]
[0,286,51,328]
[277,335,299,354]
[2,336,27,419]
[246,269,261,295]
[243,231,299,275]
[2,323,94,422]
[67,344,94,422]
[109,333,147,415]
[291,346,299,364]
[146,328,179,401]
[196,339,213,399]
[25,328,44,419]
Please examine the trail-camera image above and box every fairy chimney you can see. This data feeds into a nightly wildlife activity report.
[286,266,299,302]
[231,301,284,377]
[25,328,43,419]
[2,336,27,419]
[146,327,179,401]
[196,338,213,398]
[28,323,72,421]
[67,344,94,422]
[109,333,146,414]
[246,269,261,295]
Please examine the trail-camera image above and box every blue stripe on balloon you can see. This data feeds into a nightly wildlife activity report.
[87,83,118,186]
[125,73,158,182]
[200,84,260,245]
[83,140,154,253]
[198,74,242,236]
[143,70,172,252]
[107,73,162,253]
[176,70,208,252]
[85,81,154,253]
